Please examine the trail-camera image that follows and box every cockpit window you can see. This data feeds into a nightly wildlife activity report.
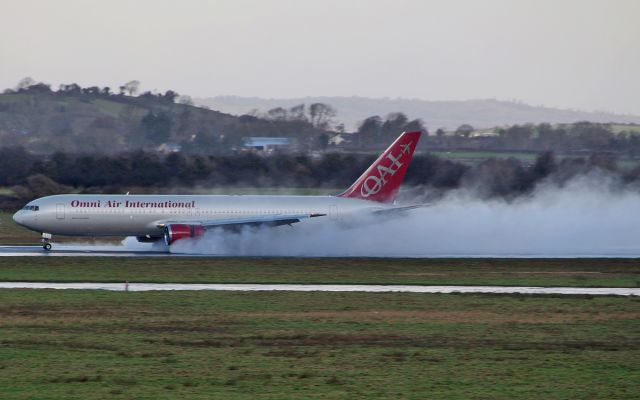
[22,205,39,211]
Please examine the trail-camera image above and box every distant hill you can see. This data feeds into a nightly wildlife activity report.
[5,88,640,155]
[0,89,325,154]
[195,96,640,131]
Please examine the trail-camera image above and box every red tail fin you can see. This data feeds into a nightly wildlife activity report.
[338,131,422,203]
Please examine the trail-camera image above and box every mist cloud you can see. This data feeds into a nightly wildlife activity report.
[169,175,640,257]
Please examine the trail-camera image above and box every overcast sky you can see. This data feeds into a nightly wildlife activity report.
[1,0,639,114]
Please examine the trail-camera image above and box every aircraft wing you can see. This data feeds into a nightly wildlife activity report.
[370,204,431,217]
[161,212,326,231]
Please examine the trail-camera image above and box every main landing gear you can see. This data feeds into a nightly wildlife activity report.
[42,233,52,251]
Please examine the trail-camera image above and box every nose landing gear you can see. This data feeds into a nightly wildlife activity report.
[42,233,52,251]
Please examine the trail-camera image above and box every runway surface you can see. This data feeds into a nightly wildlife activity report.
[2,245,640,258]
[0,245,168,257]
[0,282,637,295]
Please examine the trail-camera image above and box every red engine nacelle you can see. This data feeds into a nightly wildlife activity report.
[164,224,205,245]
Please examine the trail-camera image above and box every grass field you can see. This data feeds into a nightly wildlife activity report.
[430,150,539,164]
[0,257,638,287]
[429,150,640,169]
[0,290,637,399]
[610,124,640,135]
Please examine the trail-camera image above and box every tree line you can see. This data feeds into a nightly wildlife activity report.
[421,122,640,155]
[3,145,640,211]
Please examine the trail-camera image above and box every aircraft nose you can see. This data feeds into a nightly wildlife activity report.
[12,211,25,226]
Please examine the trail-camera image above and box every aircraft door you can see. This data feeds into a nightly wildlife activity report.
[56,203,65,220]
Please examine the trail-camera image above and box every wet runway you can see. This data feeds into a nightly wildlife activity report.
[2,245,640,258]
[0,282,637,295]
[0,245,168,257]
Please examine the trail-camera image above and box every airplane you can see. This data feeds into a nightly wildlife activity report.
[13,131,422,251]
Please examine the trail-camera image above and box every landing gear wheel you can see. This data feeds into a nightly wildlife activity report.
[41,233,53,251]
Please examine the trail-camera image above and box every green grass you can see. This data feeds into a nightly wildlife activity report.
[617,159,640,170]
[609,124,640,135]
[430,151,539,164]
[0,290,637,399]
[90,99,129,117]
[0,257,638,287]
[0,93,30,102]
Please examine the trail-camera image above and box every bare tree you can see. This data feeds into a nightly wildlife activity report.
[178,95,194,106]
[289,104,307,121]
[356,115,383,147]
[58,83,81,94]
[382,112,409,137]
[123,80,140,96]
[163,90,179,103]
[309,103,336,129]
[15,77,36,91]
[455,124,474,138]
[267,107,288,121]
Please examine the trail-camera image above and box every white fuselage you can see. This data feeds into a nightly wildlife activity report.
[13,194,388,237]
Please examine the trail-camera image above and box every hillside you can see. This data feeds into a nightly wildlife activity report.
[0,89,325,154]
[196,96,640,131]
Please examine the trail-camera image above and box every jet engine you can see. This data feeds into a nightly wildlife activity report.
[163,224,205,245]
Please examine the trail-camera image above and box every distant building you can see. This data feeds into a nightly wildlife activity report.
[328,132,357,148]
[243,137,290,152]
[157,143,182,154]
[329,133,346,146]
[470,130,499,138]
